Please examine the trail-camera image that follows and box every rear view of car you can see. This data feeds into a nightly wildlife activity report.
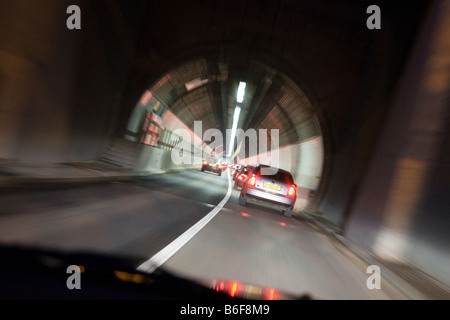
[201,158,223,176]
[239,165,297,217]
[231,164,242,178]
[233,165,255,190]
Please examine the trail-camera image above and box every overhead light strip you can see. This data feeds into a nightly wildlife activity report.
[228,106,241,157]
[236,81,246,103]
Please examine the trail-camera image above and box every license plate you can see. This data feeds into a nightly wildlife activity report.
[209,164,216,167]
[263,182,281,191]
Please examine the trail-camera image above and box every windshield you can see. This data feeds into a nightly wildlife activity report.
[1,0,448,307]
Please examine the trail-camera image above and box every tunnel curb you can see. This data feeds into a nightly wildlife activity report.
[0,160,200,189]
[298,211,450,300]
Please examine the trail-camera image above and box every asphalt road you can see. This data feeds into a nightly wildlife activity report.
[0,169,408,299]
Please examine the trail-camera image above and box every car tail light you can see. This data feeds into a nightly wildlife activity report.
[248,175,256,186]
[203,161,207,165]
[288,185,296,196]
[266,288,278,300]
[237,173,247,181]
[218,165,222,169]
[230,282,239,297]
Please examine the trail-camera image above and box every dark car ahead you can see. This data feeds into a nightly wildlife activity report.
[201,158,223,176]
[233,165,255,190]
[230,164,242,177]
[232,164,243,180]
[239,165,297,217]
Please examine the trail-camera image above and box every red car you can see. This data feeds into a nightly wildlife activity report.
[233,165,255,190]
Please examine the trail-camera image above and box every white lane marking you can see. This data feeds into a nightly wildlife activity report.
[136,170,232,274]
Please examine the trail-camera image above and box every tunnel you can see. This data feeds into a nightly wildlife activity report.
[0,0,449,300]
[124,55,324,213]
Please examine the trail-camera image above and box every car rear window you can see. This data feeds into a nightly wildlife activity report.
[257,168,293,184]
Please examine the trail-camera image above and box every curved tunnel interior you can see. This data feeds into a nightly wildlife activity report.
[126,55,324,212]
[0,0,449,299]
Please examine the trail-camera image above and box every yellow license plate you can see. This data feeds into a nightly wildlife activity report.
[209,164,216,167]
[263,182,281,190]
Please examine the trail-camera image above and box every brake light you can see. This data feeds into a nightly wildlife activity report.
[230,282,239,297]
[288,185,296,196]
[203,161,207,165]
[237,173,247,181]
[266,288,278,300]
[218,165,222,169]
[248,175,256,186]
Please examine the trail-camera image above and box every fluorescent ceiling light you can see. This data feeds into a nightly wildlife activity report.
[185,78,209,92]
[236,81,246,103]
[233,106,241,125]
[227,106,241,157]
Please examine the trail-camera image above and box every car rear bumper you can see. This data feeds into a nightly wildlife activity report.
[245,188,295,206]
[203,166,221,173]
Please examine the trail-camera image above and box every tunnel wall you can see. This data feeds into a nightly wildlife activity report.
[0,0,147,163]
[135,109,204,173]
[343,1,450,286]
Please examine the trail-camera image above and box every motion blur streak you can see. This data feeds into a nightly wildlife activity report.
[350,1,450,274]
[373,159,428,260]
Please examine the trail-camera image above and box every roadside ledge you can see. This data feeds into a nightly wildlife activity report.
[299,211,450,300]
[0,160,197,188]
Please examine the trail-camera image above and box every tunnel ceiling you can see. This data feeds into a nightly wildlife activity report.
[120,0,431,155]
[146,56,319,152]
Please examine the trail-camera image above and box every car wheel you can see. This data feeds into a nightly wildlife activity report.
[283,206,293,217]
[218,171,222,176]
[201,167,205,172]
[239,193,247,206]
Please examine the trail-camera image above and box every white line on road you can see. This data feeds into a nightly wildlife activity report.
[136,170,232,274]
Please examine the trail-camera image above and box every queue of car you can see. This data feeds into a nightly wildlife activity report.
[201,160,297,217]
